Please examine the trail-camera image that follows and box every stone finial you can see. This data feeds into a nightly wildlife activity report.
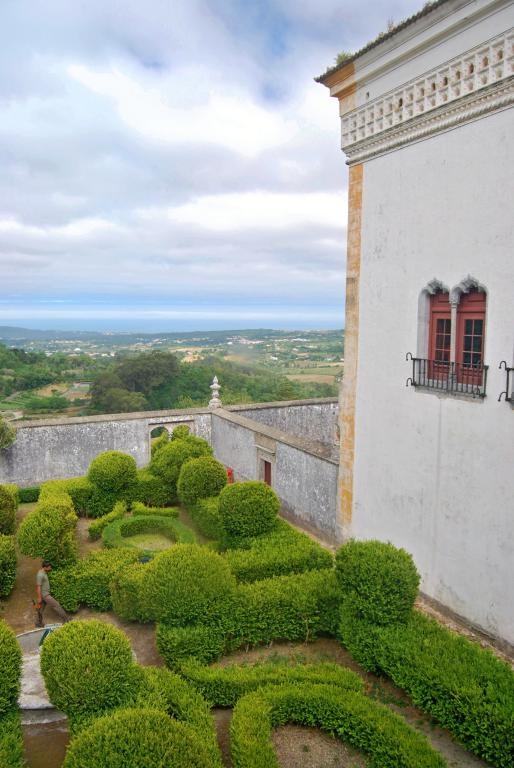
[208,376,222,409]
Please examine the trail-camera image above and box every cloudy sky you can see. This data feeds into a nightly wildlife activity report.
[0,0,423,332]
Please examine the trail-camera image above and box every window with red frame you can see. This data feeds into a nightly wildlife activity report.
[428,291,451,379]
[456,289,486,384]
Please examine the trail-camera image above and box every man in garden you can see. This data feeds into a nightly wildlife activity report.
[35,561,71,626]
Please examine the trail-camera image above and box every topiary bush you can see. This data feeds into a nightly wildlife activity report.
[149,437,212,501]
[0,711,24,768]
[230,683,446,768]
[3,485,19,507]
[50,548,140,612]
[218,481,280,546]
[17,492,78,566]
[156,623,229,669]
[141,544,236,627]
[177,456,227,509]
[18,486,40,503]
[62,708,214,768]
[150,430,169,458]
[131,501,179,518]
[335,539,420,626]
[0,620,21,715]
[88,451,138,493]
[0,536,16,597]
[110,563,152,623]
[0,486,16,536]
[171,425,191,440]
[40,620,141,721]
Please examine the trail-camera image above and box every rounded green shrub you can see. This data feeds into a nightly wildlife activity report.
[177,456,227,509]
[40,619,140,718]
[335,540,420,626]
[101,514,195,551]
[141,544,236,626]
[17,492,78,566]
[149,438,212,500]
[171,425,191,440]
[40,478,93,516]
[133,469,170,506]
[88,451,138,494]
[0,620,21,715]
[62,708,213,768]
[19,486,40,503]
[0,485,16,536]
[218,481,280,545]
[0,535,16,597]
[110,563,151,622]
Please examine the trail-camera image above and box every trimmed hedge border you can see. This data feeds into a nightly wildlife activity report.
[338,607,514,768]
[0,485,16,536]
[131,501,179,518]
[110,562,151,623]
[101,514,195,551]
[88,501,127,541]
[230,683,446,768]
[18,486,40,504]
[179,658,364,707]
[189,496,224,540]
[40,478,93,516]
[223,519,334,582]
[0,712,24,768]
[51,548,140,612]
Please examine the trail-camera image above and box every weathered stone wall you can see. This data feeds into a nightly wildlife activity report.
[0,409,211,487]
[233,398,338,445]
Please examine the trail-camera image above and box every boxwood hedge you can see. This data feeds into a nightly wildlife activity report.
[177,456,227,509]
[218,481,280,546]
[149,437,212,501]
[101,514,195,551]
[179,657,364,707]
[40,478,93,516]
[40,620,141,722]
[189,496,224,540]
[335,540,420,626]
[62,708,214,768]
[338,606,514,768]
[223,519,334,582]
[0,485,16,536]
[17,491,78,566]
[230,683,446,768]
[0,712,24,768]
[141,544,237,627]
[131,501,179,518]
[0,620,21,715]
[18,486,40,503]
[88,451,138,494]
[88,501,127,541]
[132,469,170,507]
[110,562,151,623]
[51,548,140,612]
[0,536,16,598]
[156,623,229,669]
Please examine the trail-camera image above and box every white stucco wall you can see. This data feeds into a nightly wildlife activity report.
[351,108,514,643]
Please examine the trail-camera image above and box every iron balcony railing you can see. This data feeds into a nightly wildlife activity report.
[405,354,488,398]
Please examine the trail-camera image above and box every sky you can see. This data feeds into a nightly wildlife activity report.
[0,0,424,332]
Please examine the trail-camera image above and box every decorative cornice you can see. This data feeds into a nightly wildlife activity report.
[341,29,514,164]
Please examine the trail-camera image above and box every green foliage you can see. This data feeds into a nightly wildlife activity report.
[50,548,140,612]
[335,539,420,626]
[150,431,169,457]
[0,620,21,715]
[0,486,16,535]
[156,623,228,669]
[131,501,179,517]
[232,569,341,649]
[223,519,334,582]
[218,481,280,545]
[18,485,40,503]
[40,620,141,721]
[177,455,227,509]
[110,563,152,623]
[338,608,514,768]
[230,683,446,768]
[180,657,363,707]
[0,536,16,597]
[17,492,78,566]
[88,451,138,494]
[3,485,19,506]
[0,711,24,768]
[135,667,222,766]
[40,477,93,516]
[132,469,170,506]
[0,416,15,450]
[88,500,127,541]
[171,425,191,440]
[101,514,195,551]
[189,496,224,540]
[149,437,212,501]
[141,544,236,626]
[62,708,213,768]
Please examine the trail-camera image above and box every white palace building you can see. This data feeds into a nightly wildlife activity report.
[318,0,514,648]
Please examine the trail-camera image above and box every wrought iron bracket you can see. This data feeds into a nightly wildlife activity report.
[498,361,513,403]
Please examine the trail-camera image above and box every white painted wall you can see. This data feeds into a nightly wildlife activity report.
[351,109,514,643]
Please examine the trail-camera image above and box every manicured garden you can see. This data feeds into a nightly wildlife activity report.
[0,427,513,767]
